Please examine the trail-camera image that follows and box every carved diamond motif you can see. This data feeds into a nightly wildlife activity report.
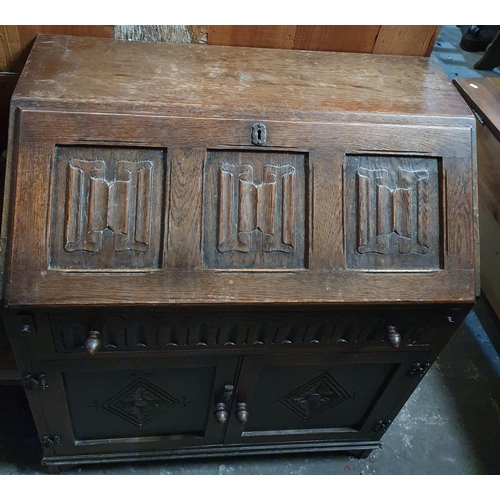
[102,378,179,428]
[280,373,350,421]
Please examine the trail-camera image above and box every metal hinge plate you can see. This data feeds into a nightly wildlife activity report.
[23,373,49,391]
[373,419,392,432]
[42,435,62,448]
[407,362,432,378]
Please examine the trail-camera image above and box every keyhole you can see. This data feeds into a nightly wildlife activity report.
[252,123,266,146]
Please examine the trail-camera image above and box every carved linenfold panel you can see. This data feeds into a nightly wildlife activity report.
[50,310,434,353]
[205,151,306,269]
[50,147,165,270]
[346,155,441,270]
[280,373,350,421]
[218,163,295,254]
[65,159,153,253]
[357,167,430,255]
[102,378,179,428]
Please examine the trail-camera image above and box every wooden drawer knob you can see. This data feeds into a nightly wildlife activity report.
[84,331,101,355]
[214,402,228,424]
[236,403,249,424]
[384,326,401,348]
[214,384,234,424]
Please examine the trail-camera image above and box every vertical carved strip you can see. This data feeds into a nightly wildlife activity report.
[357,171,370,251]
[135,165,152,245]
[108,181,129,235]
[65,159,106,252]
[88,177,108,233]
[282,171,295,246]
[259,180,275,236]
[417,175,429,248]
[238,180,257,233]
[377,185,390,253]
[65,163,82,249]
[112,161,151,252]
[218,169,235,250]
[262,165,294,253]
[218,164,251,253]
[87,176,108,251]
[394,187,411,253]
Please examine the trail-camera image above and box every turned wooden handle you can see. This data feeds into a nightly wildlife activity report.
[236,403,249,425]
[84,330,101,355]
[214,402,228,424]
[384,325,401,348]
[214,385,234,424]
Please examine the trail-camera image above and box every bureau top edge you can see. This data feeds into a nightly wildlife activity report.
[11,35,473,122]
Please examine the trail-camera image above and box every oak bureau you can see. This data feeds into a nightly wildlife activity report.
[1,35,478,472]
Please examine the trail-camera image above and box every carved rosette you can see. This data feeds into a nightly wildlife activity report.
[102,379,179,428]
[280,373,350,421]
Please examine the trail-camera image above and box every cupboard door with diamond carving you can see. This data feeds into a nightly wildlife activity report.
[29,356,238,456]
[223,351,425,445]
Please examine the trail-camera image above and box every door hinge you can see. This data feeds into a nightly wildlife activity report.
[23,373,49,391]
[41,435,62,448]
[373,419,392,432]
[407,362,432,378]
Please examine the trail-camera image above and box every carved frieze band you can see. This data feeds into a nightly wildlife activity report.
[65,159,153,253]
[357,167,429,255]
[218,163,295,254]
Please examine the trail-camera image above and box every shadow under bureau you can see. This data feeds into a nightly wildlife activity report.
[1,35,477,472]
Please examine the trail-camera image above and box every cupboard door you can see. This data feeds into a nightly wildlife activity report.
[31,355,238,456]
[224,351,425,445]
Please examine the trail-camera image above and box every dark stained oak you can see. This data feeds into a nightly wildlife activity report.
[1,35,478,472]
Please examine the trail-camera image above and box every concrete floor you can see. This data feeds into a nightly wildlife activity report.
[0,26,499,475]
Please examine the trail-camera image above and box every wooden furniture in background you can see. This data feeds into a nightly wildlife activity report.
[2,34,475,473]
[208,25,440,56]
[454,77,500,321]
[0,25,440,73]
[0,25,114,72]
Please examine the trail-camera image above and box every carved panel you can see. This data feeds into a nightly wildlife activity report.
[102,378,179,428]
[50,147,165,270]
[346,155,441,270]
[280,373,350,421]
[204,151,306,269]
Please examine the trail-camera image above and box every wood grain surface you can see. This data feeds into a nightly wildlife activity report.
[453,77,500,314]
[476,120,500,317]
[208,26,439,56]
[10,35,469,123]
[1,26,440,75]
[373,26,440,56]
[3,36,476,307]
[0,25,113,72]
